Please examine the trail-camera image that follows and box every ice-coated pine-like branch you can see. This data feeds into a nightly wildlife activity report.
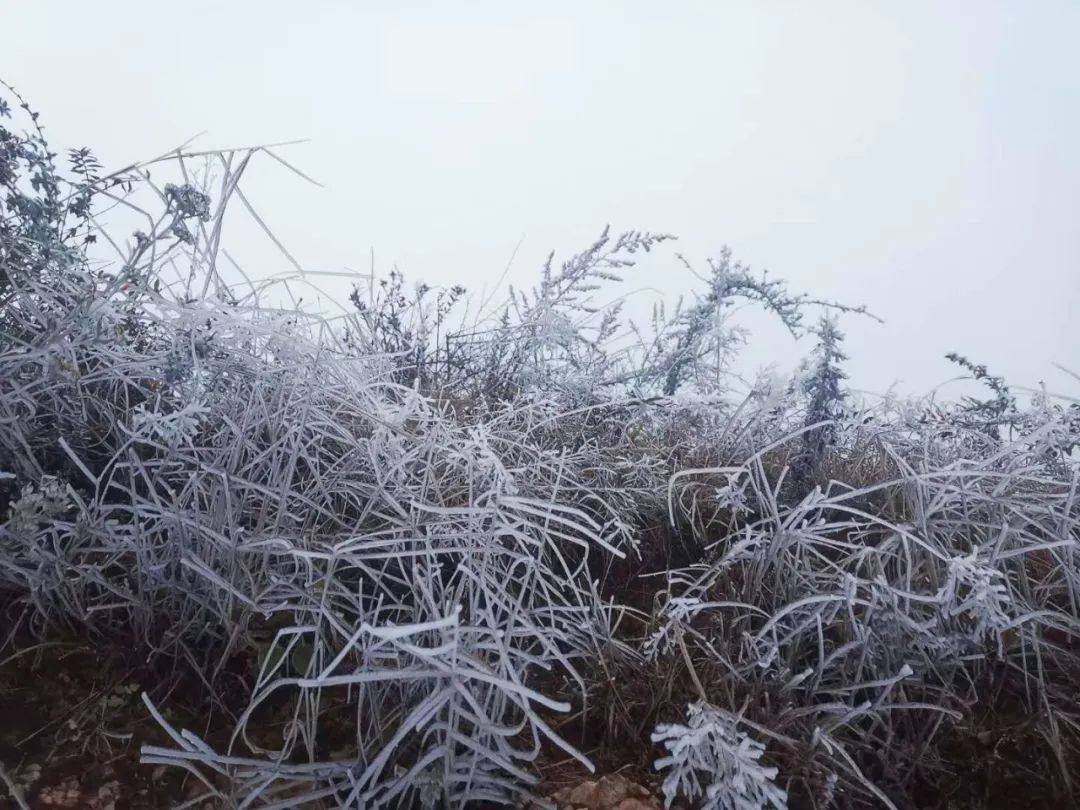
[653,701,788,810]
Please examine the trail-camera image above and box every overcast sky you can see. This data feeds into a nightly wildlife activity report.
[6,1,1078,395]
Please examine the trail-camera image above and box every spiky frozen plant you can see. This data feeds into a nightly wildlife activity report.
[790,314,848,494]
[2,83,1080,809]
[938,548,1013,647]
[644,595,705,661]
[131,399,209,446]
[653,701,788,810]
[4,477,71,537]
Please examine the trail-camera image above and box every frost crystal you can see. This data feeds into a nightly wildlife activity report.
[940,549,1013,640]
[644,596,703,660]
[653,702,788,810]
[5,477,71,536]
[714,475,751,515]
[132,400,209,445]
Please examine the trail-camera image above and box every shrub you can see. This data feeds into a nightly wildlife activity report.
[1,87,1078,808]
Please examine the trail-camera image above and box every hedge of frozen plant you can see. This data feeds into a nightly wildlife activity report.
[2,86,1079,808]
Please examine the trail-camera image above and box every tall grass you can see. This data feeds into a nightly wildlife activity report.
[1,89,1078,807]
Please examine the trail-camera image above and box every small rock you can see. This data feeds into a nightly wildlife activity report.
[550,774,659,810]
[94,778,120,810]
[563,780,598,805]
[39,776,82,808]
[596,775,652,807]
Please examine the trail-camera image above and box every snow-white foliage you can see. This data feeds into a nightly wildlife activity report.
[644,595,704,661]
[0,132,643,806]
[2,90,1079,808]
[652,701,787,810]
[132,398,209,445]
[939,548,1013,642]
[649,406,1080,803]
[4,476,71,537]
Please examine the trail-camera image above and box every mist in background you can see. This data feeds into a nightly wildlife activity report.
[6,0,1078,395]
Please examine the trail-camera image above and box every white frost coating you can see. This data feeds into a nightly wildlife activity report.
[653,702,787,810]
[2,91,1078,808]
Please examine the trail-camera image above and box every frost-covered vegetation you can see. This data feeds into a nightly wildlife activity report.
[2,88,1079,809]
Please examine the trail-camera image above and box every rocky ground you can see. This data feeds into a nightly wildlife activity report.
[0,628,667,810]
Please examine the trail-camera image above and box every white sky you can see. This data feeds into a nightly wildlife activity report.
[6,1,1079,395]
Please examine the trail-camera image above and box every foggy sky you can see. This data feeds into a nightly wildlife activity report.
[6,1,1078,396]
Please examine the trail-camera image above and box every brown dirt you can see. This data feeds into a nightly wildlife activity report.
[0,632,199,808]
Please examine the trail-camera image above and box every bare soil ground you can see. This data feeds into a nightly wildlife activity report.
[0,615,1071,809]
